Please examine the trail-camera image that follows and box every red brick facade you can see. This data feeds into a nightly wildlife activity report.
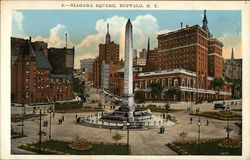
[11,37,73,104]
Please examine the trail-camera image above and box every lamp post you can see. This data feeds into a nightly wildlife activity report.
[21,102,25,135]
[225,106,232,139]
[197,117,201,155]
[48,106,53,140]
[126,122,130,155]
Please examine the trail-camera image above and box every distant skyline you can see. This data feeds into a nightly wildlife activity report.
[12,10,241,69]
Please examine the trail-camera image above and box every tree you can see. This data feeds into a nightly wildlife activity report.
[211,77,225,100]
[112,133,123,144]
[134,90,145,103]
[73,78,85,97]
[179,131,188,142]
[164,87,176,107]
[150,82,163,99]
[224,77,242,99]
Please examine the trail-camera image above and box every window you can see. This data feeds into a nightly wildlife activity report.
[168,78,172,87]
[187,79,191,87]
[25,86,29,89]
[26,62,29,65]
[174,79,178,87]
[26,70,29,74]
[25,78,29,82]
[182,79,185,87]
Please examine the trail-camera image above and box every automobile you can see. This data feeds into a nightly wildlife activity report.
[214,103,225,110]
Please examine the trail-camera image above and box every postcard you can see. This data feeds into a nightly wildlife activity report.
[1,0,250,160]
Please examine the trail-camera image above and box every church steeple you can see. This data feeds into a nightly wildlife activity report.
[105,23,111,43]
[202,10,210,34]
[231,48,234,60]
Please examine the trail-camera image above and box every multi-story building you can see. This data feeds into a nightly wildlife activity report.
[93,23,121,89]
[101,63,110,89]
[134,69,231,101]
[11,37,73,104]
[93,57,101,88]
[80,58,95,70]
[80,58,95,83]
[99,24,119,64]
[144,38,158,71]
[223,48,242,80]
[48,47,75,77]
[135,10,231,101]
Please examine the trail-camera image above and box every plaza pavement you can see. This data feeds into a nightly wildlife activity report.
[11,86,242,155]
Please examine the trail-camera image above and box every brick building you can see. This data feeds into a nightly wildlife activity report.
[48,47,75,77]
[11,37,73,104]
[93,23,121,89]
[134,69,231,101]
[144,37,158,72]
[135,10,231,101]
[80,58,95,83]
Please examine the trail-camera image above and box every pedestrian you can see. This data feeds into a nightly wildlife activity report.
[206,119,209,126]
[53,112,55,118]
[197,108,200,112]
[163,127,165,133]
[190,117,193,124]
[75,114,77,119]
[62,115,64,121]
[110,128,112,132]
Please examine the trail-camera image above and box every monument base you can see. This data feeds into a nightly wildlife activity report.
[101,106,152,123]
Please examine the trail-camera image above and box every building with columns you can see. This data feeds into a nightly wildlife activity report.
[135,10,231,101]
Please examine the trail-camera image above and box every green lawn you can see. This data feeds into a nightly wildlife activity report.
[19,140,128,155]
[168,139,242,155]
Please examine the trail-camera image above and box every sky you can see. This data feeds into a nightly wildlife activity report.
[12,10,242,69]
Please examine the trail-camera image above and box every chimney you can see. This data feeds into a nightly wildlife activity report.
[29,36,32,42]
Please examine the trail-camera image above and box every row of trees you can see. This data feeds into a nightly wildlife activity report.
[135,77,242,102]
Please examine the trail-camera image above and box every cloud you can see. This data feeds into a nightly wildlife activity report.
[33,24,72,48]
[75,14,161,68]
[12,10,25,37]
[217,31,241,59]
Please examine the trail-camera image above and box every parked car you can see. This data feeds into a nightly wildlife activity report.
[214,103,225,110]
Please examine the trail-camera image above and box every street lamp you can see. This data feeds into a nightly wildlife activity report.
[21,103,25,135]
[197,117,201,155]
[48,106,54,140]
[126,122,130,155]
[225,106,232,139]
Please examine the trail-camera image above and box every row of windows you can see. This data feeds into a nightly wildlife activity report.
[135,78,196,89]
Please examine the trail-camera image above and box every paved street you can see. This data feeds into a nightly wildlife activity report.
[11,86,242,155]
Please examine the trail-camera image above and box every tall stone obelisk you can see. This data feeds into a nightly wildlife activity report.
[124,19,135,122]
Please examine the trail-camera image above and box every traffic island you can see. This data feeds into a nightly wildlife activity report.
[190,111,241,120]
[18,139,130,155]
[167,138,242,155]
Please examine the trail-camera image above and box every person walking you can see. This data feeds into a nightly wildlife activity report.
[206,119,209,126]
[190,117,193,124]
[62,115,64,121]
